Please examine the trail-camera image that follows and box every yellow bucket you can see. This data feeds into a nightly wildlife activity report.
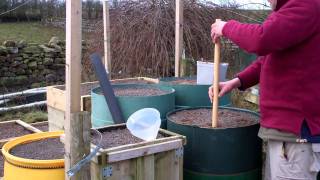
[2,131,64,180]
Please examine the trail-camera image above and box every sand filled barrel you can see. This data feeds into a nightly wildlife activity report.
[167,107,262,179]
[91,84,175,128]
[159,77,231,108]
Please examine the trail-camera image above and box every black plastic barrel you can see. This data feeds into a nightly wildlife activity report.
[167,107,262,180]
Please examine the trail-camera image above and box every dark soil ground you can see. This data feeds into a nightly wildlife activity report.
[10,138,64,160]
[169,108,258,128]
[0,153,3,177]
[32,122,49,132]
[113,86,169,96]
[92,128,165,149]
[0,122,33,140]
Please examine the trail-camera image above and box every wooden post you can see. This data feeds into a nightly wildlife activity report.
[65,0,90,179]
[175,0,183,77]
[103,0,111,77]
[212,19,221,128]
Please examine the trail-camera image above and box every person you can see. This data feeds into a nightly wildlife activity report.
[209,0,320,179]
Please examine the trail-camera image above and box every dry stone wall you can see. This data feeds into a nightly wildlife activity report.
[0,37,66,89]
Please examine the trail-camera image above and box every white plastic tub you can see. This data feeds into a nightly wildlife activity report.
[196,61,229,85]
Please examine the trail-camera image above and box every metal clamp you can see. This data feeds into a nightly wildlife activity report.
[175,147,184,158]
[103,166,113,178]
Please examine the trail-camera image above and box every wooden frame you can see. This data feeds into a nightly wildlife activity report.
[47,77,159,112]
[90,124,186,180]
[175,0,183,77]
[0,120,42,148]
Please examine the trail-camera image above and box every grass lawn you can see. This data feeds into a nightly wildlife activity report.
[0,109,47,123]
[0,22,65,44]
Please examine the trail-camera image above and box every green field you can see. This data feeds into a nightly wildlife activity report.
[0,22,65,44]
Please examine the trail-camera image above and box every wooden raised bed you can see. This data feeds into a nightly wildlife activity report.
[47,77,159,131]
[0,120,41,149]
[90,124,186,180]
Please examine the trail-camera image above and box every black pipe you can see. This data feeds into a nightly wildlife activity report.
[90,53,125,124]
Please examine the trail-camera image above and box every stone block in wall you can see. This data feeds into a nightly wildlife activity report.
[38,65,45,69]
[15,57,23,61]
[23,59,30,64]
[23,46,41,54]
[44,58,54,65]
[17,40,27,49]
[28,61,37,68]
[3,40,16,47]
[39,45,59,53]
[55,58,65,64]
[16,68,26,75]
[20,64,27,69]
[51,64,64,70]
[0,46,8,55]
[45,74,57,82]
[22,54,29,58]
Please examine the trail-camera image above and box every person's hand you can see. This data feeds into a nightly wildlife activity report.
[208,78,241,103]
[211,20,227,43]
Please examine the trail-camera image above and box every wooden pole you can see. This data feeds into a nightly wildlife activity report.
[175,0,183,77]
[212,19,221,128]
[103,0,111,77]
[65,0,90,179]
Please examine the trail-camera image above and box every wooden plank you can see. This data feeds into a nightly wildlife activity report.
[107,139,183,163]
[15,120,42,133]
[175,0,183,77]
[64,112,91,180]
[48,106,65,131]
[108,159,136,180]
[155,150,183,180]
[103,0,111,76]
[137,155,155,180]
[47,85,66,111]
[65,0,86,179]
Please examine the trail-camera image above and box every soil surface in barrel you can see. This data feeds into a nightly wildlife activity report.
[113,86,169,96]
[33,122,49,132]
[0,122,33,140]
[112,79,156,85]
[168,79,196,85]
[0,153,3,177]
[10,138,64,160]
[169,108,258,128]
[92,128,166,149]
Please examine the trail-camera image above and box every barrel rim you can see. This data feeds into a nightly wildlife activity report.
[92,84,175,98]
[166,106,260,130]
[1,131,64,169]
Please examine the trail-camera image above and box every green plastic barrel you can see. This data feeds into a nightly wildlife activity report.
[91,84,175,128]
[167,107,262,180]
[159,77,231,107]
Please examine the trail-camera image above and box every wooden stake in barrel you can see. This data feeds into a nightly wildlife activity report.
[212,19,221,128]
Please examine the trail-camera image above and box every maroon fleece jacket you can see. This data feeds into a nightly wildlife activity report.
[222,0,320,135]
